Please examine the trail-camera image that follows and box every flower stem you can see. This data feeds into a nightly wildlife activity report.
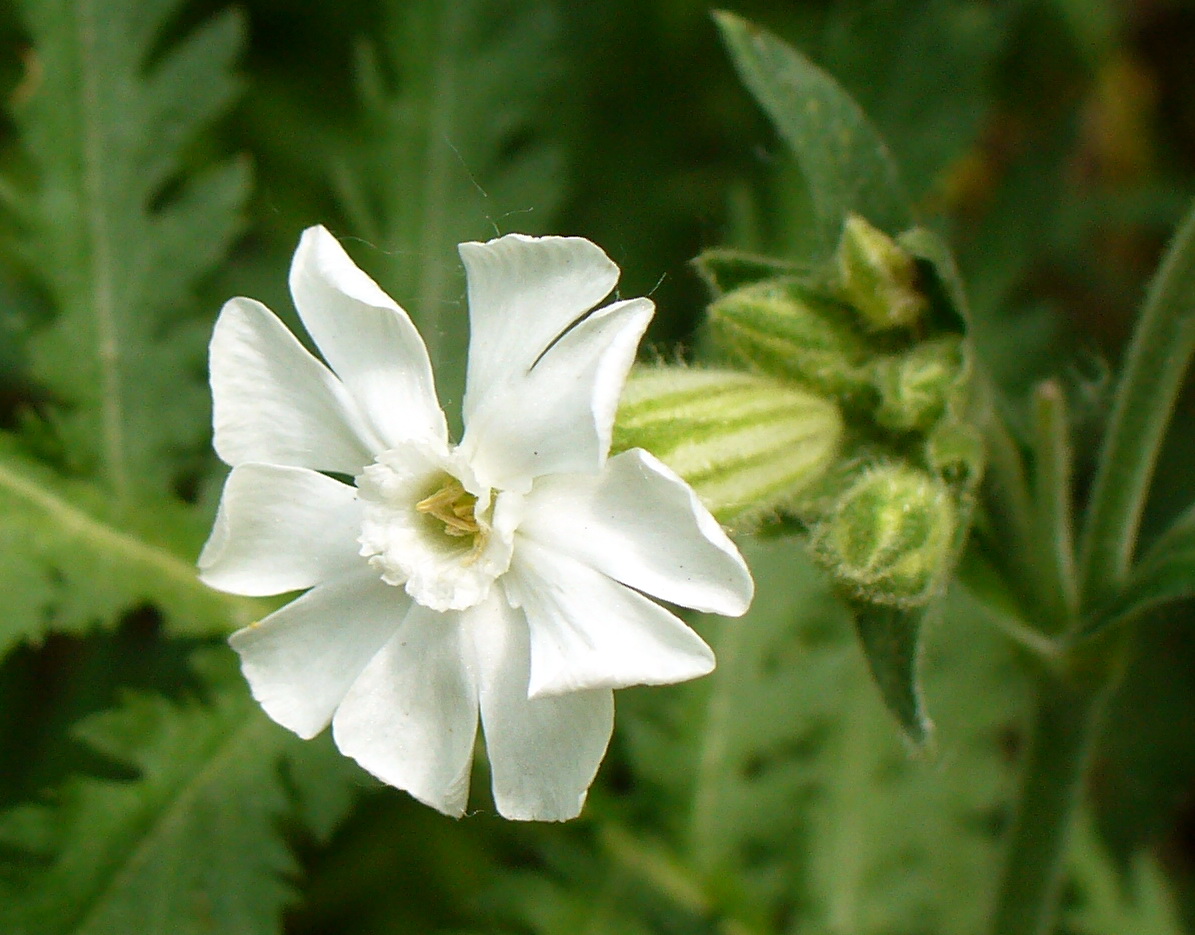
[990,199,1195,935]
[989,666,1117,935]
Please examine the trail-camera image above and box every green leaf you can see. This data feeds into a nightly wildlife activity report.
[618,538,1029,935]
[6,0,249,503]
[898,226,973,331]
[690,248,807,297]
[332,0,566,415]
[850,600,932,746]
[0,650,358,935]
[1065,813,1186,935]
[1080,196,1195,608]
[714,10,912,256]
[1089,501,1195,635]
[0,436,261,653]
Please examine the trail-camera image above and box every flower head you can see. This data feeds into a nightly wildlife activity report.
[200,227,753,820]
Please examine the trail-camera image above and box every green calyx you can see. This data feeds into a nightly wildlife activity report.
[613,367,844,525]
[691,216,983,611]
[707,279,874,400]
[812,464,958,606]
[871,336,968,433]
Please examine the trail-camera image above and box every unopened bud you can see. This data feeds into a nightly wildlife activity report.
[708,279,872,399]
[925,420,985,489]
[613,367,844,524]
[838,214,927,331]
[871,337,966,433]
[813,463,957,606]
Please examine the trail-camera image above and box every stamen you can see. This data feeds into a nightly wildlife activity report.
[416,478,481,538]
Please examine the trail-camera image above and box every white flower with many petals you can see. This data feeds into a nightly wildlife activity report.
[200,226,753,820]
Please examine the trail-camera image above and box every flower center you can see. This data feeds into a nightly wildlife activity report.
[356,445,522,613]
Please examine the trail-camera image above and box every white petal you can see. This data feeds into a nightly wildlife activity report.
[333,604,479,817]
[289,226,448,449]
[461,297,653,491]
[506,539,715,697]
[210,297,378,472]
[199,463,363,597]
[459,234,619,427]
[229,571,405,740]
[470,592,613,821]
[520,449,753,616]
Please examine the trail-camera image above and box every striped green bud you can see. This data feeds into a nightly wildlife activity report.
[871,336,967,433]
[613,367,844,525]
[813,463,957,607]
[838,214,927,331]
[708,279,873,399]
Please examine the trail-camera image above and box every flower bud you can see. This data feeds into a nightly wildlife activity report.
[838,214,927,331]
[924,419,985,489]
[707,279,873,399]
[812,463,957,607]
[613,366,844,524]
[871,337,966,433]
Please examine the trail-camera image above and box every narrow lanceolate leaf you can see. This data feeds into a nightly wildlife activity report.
[333,0,565,407]
[7,0,249,502]
[850,601,932,746]
[714,10,912,255]
[1088,501,1195,636]
[0,437,262,652]
[0,651,358,935]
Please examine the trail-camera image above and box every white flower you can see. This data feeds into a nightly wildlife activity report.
[199,226,753,821]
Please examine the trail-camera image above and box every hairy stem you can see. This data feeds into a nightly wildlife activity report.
[989,669,1116,935]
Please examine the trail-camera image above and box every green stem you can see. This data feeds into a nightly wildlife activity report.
[989,201,1195,935]
[989,670,1116,935]
[1079,198,1195,608]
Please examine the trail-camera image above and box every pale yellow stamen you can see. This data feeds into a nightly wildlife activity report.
[416,479,486,561]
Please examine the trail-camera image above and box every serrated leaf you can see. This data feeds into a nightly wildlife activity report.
[618,538,1028,935]
[1065,813,1186,935]
[714,10,912,256]
[7,0,249,501]
[332,0,565,416]
[0,436,261,652]
[850,599,933,746]
[0,650,358,935]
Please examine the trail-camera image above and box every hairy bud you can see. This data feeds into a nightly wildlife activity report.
[707,279,873,399]
[838,214,927,331]
[871,337,967,433]
[613,367,844,524]
[812,463,957,606]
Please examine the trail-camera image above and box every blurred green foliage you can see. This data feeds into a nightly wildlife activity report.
[1,0,1195,933]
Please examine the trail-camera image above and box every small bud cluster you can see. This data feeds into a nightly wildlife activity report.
[614,214,983,610]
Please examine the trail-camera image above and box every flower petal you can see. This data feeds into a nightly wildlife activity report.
[289,226,447,448]
[470,592,613,821]
[461,297,653,490]
[229,571,405,740]
[333,604,479,817]
[210,297,378,472]
[200,464,363,597]
[520,449,753,615]
[459,233,619,425]
[506,539,715,697]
